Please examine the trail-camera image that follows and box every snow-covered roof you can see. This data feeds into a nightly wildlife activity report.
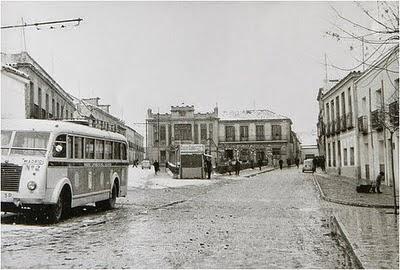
[219,109,289,121]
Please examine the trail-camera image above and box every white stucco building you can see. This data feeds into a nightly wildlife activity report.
[1,65,30,119]
[355,46,399,189]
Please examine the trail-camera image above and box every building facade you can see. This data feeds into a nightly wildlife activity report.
[146,105,219,164]
[318,71,362,179]
[75,97,127,134]
[125,125,145,163]
[218,110,299,166]
[2,52,76,120]
[1,64,30,119]
[355,47,399,188]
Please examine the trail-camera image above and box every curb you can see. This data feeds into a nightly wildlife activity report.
[312,175,398,209]
[329,215,364,269]
[244,168,275,178]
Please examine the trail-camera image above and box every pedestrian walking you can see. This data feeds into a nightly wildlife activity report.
[295,158,299,168]
[372,171,384,193]
[312,157,317,173]
[206,158,212,179]
[258,158,263,171]
[153,160,159,175]
[228,159,233,175]
[235,159,241,175]
[321,156,326,172]
[279,159,283,170]
[165,161,168,172]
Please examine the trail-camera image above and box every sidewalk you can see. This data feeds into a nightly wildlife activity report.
[313,170,399,269]
[314,170,399,208]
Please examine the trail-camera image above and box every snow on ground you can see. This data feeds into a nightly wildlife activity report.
[128,166,212,189]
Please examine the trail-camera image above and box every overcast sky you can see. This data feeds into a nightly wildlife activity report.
[1,1,375,136]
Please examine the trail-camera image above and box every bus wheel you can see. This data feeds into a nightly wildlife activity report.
[96,184,117,210]
[48,187,71,223]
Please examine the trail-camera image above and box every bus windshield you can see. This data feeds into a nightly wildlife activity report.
[4,131,50,157]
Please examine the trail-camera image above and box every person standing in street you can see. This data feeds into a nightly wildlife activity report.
[279,159,283,170]
[374,171,384,193]
[206,158,212,179]
[153,160,159,175]
[228,159,233,175]
[250,159,254,169]
[235,159,241,175]
[312,157,317,173]
[295,158,299,168]
[258,158,263,171]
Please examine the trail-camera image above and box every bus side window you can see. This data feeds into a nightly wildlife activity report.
[67,136,74,159]
[95,140,104,159]
[85,138,95,159]
[104,141,112,159]
[74,137,84,159]
[121,143,127,160]
[113,142,121,160]
[53,134,67,158]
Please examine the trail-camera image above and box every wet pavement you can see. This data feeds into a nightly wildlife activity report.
[315,171,399,208]
[312,171,399,269]
[2,167,358,268]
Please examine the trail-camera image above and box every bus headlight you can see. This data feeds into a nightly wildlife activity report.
[27,181,37,191]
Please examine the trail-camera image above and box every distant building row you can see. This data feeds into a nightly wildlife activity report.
[316,46,399,189]
[146,105,301,167]
[1,52,144,163]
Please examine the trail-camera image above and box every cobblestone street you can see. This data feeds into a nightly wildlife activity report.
[1,167,351,268]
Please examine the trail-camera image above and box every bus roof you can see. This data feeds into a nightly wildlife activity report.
[1,119,127,142]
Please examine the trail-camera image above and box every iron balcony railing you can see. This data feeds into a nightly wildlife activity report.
[389,101,399,127]
[340,115,347,131]
[335,118,341,134]
[346,112,354,129]
[331,120,336,134]
[370,110,384,131]
[326,121,331,136]
[358,116,368,135]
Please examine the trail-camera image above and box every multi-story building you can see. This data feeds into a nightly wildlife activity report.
[218,109,298,165]
[318,71,361,179]
[146,105,219,164]
[355,46,399,188]
[1,64,30,119]
[75,97,126,134]
[125,125,145,163]
[1,52,76,120]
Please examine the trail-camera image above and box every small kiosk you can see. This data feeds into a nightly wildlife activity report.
[179,144,206,179]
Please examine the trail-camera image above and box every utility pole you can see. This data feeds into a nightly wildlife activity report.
[324,53,328,90]
[362,37,365,71]
[145,119,148,159]
[157,108,160,162]
[21,17,26,51]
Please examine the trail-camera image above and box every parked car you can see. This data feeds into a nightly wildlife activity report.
[302,159,315,173]
[141,159,151,169]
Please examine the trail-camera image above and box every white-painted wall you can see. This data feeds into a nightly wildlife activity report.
[1,70,29,119]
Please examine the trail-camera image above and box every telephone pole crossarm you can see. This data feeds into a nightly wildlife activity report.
[1,18,83,30]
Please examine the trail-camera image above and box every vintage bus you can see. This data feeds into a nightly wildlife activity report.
[1,119,129,222]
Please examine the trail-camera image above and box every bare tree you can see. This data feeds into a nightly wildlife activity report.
[325,1,399,73]
[326,1,399,214]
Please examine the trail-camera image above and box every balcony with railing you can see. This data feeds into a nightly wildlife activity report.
[335,118,341,134]
[389,101,399,127]
[331,120,336,134]
[370,110,383,131]
[358,116,368,135]
[326,122,331,137]
[340,115,347,131]
[346,112,354,129]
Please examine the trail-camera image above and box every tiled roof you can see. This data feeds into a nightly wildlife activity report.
[219,109,289,121]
